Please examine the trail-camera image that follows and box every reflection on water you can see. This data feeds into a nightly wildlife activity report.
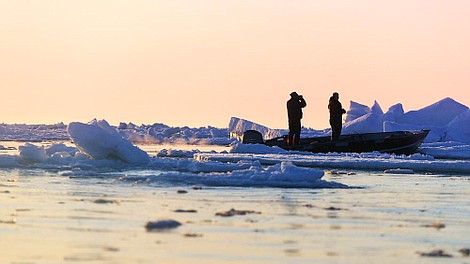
[0,140,75,155]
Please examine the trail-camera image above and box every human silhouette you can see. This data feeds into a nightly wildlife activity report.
[287,92,307,145]
[328,92,346,141]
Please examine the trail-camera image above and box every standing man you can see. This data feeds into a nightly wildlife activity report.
[287,92,307,145]
[328,92,346,141]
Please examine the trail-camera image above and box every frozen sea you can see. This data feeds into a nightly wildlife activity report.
[1,139,470,263]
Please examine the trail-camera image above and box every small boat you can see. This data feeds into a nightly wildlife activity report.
[242,130,430,155]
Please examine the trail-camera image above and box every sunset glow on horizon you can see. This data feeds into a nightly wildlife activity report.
[1,1,469,129]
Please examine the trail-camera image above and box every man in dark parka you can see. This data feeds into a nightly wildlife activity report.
[287,92,307,145]
[328,92,346,141]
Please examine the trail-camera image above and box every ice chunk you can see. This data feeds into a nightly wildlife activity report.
[67,120,150,164]
[45,143,78,157]
[18,143,48,164]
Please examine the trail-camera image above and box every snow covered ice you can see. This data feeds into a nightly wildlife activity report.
[67,119,150,164]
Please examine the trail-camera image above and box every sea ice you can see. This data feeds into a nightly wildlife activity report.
[196,151,470,175]
[0,97,469,165]
[125,161,345,188]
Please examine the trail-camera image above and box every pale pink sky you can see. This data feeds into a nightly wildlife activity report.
[1,1,469,129]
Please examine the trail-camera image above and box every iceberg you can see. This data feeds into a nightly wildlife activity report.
[67,120,150,164]
[445,109,470,144]
[396,97,468,126]
[228,117,282,140]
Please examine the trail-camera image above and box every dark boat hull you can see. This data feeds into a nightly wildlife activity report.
[263,130,430,155]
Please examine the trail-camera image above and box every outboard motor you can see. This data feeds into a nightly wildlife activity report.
[242,130,264,144]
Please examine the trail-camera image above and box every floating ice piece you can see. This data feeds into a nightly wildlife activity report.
[384,168,415,174]
[145,219,181,231]
[67,120,150,164]
[0,145,16,151]
[156,149,200,158]
[417,249,452,258]
[197,151,470,174]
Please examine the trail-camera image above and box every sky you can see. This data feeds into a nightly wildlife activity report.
[1,1,469,129]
